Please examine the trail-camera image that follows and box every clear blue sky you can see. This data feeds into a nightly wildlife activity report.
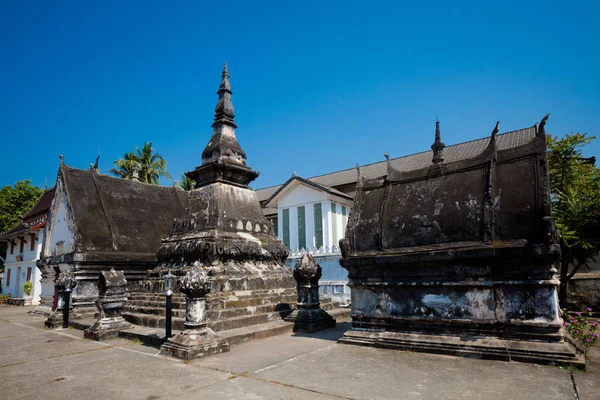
[1,1,598,190]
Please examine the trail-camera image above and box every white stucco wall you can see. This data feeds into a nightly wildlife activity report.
[327,202,348,249]
[2,230,44,304]
[275,182,352,251]
[278,184,326,209]
[44,186,76,257]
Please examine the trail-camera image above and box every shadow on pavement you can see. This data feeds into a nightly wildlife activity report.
[290,321,351,342]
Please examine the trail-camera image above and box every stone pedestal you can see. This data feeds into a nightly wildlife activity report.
[85,268,131,341]
[45,270,76,329]
[161,265,230,360]
[285,254,336,333]
[32,265,58,317]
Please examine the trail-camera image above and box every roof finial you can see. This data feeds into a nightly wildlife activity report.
[491,121,500,141]
[94,150,100,171]
[537,113,550,138]
[132,165,140,182]
[187,64,259,189]
[431,120,445,164]
[212,62,235,128]
[59,154,64,164]
[222,63,229,82]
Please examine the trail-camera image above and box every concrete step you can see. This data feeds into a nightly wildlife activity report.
[122,306,296,332]
[122,312,186,331]
[126,300,187,310]
[127,288,297,301]
[118,307,352,348]
[126,293,299,310]
[123,306,187,318]
[222,307,351,346]
[209,294,298,309]
[126,294,337,314]
[124,302,296,320]
[124,298,337,322]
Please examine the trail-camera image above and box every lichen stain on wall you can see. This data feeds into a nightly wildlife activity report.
[351,288,379,315]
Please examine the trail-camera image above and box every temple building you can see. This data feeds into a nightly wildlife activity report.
[34,162,187,316]
[337,115,583,366]
[0,188,54,305]
[256,121,542,305]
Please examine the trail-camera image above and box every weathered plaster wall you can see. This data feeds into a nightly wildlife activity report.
[567,272,600,311]
[2,262,39,302]
[2,230,44,304]
[45,187,76,257]
[4,231,42,264]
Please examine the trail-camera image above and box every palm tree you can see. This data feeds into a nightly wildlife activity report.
[178,174,195,191]
[110,151,138,180]
[110,142,171,185]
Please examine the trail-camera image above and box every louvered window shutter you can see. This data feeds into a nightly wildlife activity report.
[297,206,306,250]
[314,203,323,249]
[282,209,290,248]
[341,206,347,237]
[331,203,338,245]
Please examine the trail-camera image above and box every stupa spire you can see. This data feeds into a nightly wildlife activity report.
[431,119,446,164]
[213,63,236,128]
[186,64,259,188]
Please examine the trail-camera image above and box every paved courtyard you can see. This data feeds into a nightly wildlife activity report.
[0,305,597,400]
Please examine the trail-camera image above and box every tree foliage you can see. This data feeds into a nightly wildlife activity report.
[547,133,600,304]
[178,175,195,191]
[110,142,171,185]
[0,180,44,233]
[0,180,44,270]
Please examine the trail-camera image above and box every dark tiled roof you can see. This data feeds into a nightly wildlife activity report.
[22,187,55,223]
[257,185,280,203]
[0,187,56,240]
[256,126,537,198]
[262,207,277,217]
[0,223,26,241]
[62,166,188,254]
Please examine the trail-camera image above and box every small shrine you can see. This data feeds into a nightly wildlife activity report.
[339,116,583,366]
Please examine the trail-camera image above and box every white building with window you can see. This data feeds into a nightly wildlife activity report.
[259,176,353,304]
[0,188,54,305]
[263,176,353,254]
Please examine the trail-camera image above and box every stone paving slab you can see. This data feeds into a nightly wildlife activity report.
[0,347,232,400]
[249,343,576,400]
[0,306,596,400]
[573,347,600,400]
[0,327,107,368]
[194,322,350,374]
[0,321,48,339]
[179,375,343,400]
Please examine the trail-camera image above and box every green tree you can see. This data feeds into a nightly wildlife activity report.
[178,175,195,191]
[547,133,600,305]
[110,142,171,185]
[0,180,44,271]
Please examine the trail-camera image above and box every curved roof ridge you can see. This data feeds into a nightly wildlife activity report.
[305,125,537,182]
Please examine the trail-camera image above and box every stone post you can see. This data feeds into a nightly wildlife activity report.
[84,268,131,341]
[160,264,229,360]
[45,270,77,329]
[284,253,336,332]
